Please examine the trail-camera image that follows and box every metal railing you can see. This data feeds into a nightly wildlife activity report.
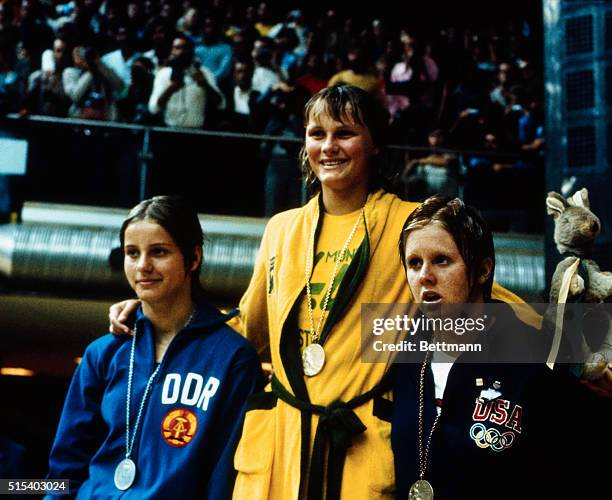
[1,113,539,228]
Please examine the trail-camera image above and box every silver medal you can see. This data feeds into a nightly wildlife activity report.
[114,458,137,490]
[302,343,325,376]
[409,479,434,500]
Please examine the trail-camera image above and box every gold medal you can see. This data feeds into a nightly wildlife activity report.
[302,343,326,376]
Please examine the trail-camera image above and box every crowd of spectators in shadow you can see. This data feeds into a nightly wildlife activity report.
[0,0,544,223]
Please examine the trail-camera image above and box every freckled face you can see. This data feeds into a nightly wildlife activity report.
[123,220,196,306]
[305,111,378,195]
[404,224,474,304]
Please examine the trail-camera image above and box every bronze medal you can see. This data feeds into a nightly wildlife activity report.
[409,479,434,499]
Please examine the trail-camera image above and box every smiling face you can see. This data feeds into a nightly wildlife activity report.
[123,220,199,307]
[305,110,378,196]
[403,223,479,304]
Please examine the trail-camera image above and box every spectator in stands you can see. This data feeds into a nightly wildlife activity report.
[468,33,497,74]
[194,13,233,90]
[14,40,33,100]
[416,38,441,125]
[23,37,72,116]
[251,41,280,94]
[222,58,262,133]
[126,0,147,43]
[0,46,21,114]
[443,59,488,129]
[328,15,359,61]
[402,128,459,200]
[96,1,127,54]
[295,51,329,96]
[0,0,549,213]
[328,43,379,94]
[16,0,54,69]
[254,1,275,37]
[228,25,256,60]
[101,25,141,87]
[268,9,308,58]
[243,4,258,32]
[159,0,180,26]
[302,27,326,60]
[142,17,174,70]
[259,80,308,216]
[176,5,202,44]
[148,34,224,128]
[63,45,125,121]
[517,59,541,103]
[383,38,419,136]
[51,0,98,47]
[385,33,440,141]
[489,62,518,109]
[273,26,302,81]
[461,129,527,230]
[517,94,544,157]
[362,18,389,64]
[117,56,155,124]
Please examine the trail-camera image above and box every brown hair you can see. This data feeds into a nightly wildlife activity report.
[120,195,204,297]
[398,196,495,300]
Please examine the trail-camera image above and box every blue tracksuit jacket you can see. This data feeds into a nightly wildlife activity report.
[46,300,261,499]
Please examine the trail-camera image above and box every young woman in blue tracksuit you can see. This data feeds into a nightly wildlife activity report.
[46,195,262,499]
[392,196,593,500]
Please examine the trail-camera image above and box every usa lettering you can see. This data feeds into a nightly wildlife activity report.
[161,373,220,411]
[472,398,523,433]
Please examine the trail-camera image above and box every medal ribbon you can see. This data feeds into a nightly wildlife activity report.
[124,310,195,460]
[305,209,363,347]
[125,323,162,460]
[417,350,441,481]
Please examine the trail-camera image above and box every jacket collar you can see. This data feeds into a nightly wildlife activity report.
[134,297,236,335]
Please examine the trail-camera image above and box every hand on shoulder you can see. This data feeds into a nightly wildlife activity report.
[108,299,140,335]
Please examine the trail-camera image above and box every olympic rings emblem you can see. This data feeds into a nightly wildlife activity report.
[469,423,516,452]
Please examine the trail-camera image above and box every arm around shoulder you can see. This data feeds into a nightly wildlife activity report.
[232,220,277,360]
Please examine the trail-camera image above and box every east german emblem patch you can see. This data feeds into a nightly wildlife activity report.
[162,409,198,447]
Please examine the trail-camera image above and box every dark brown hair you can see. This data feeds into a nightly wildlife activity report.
[120,195,204,297]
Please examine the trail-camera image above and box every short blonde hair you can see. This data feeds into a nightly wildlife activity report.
[301,85,388,195]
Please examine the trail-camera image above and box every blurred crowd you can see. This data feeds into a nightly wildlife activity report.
[1,1,542,140]
[0,0,545,222]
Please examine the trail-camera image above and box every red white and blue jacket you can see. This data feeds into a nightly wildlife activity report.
[392,303,598,500]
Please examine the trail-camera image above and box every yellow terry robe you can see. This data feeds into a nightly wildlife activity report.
[232,189,532,500]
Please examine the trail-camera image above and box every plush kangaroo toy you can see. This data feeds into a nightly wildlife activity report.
[546,188,612,380]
